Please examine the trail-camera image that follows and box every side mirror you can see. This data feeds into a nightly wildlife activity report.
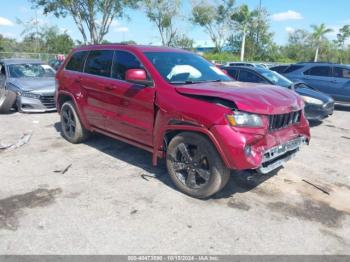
[125,69,153,87]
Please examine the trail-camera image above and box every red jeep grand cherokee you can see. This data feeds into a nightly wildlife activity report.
[56,44,310,198]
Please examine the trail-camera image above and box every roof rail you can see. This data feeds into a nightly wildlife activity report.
[296,61,334,64]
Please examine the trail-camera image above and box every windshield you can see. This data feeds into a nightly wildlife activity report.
[8,63,55,78]
[144,52,231,84]
[259,69,292,88]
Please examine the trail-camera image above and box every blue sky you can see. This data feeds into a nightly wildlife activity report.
[0,0,349,47]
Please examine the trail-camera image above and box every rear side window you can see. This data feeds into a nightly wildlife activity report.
[284,65,303,73]
[112,50,145,80]
[238,70,267,84]
[227,68,238,79]
[65,51,88,72]
[333,67,350,78]
[84,50,114,77]
[304,66,331,77]
[270,65,288,73]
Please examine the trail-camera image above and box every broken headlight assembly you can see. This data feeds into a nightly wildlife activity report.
[226,111,263,127]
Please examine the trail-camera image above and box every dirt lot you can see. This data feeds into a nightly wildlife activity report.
[0,107,350,254]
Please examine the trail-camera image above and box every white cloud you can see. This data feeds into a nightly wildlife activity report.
[271,10,303,21]
[285,27,295,33]
[0,17,14,26]
[115,26,129,33]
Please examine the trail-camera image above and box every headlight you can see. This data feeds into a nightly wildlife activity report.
[20,92,40,99]
[301,96,323,105]
[227,112,263,127]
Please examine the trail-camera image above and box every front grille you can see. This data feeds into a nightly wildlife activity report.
[40,95,56,109]
[269,110,301,131]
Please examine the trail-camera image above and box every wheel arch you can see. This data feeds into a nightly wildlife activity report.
[153,126,231,169]
[56,91,90,130]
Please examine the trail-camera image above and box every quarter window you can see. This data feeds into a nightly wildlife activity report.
[333,67,350,78]
[112,51,145,80]
[84,50,114,77]
[65,51,88,72]
[304,66,331,77]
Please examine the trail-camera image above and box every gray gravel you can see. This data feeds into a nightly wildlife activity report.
[0,107,350,254]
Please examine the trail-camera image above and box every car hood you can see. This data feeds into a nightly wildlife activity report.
[175,81,304,115]
[9,77,55,93]
[295,87,334,103]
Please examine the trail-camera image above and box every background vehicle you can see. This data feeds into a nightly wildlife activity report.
[222,66,334,121]
[226,62,268,69]
[276,62,350,104]
[56,44,310,198]
[0,59,56,113]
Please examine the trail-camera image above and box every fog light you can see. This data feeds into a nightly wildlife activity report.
[244,145,252,156]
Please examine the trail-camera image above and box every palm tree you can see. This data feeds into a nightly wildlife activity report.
[230,5,257,61]
[311,24,333,62]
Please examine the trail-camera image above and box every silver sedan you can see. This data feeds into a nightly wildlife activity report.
[0,59,56,113]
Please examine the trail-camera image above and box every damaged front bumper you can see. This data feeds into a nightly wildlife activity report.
[257,136,308,174]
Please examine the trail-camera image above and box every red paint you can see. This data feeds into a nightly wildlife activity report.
[56,44,310,171]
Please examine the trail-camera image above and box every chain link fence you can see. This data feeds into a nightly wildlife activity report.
[0,52,63,63]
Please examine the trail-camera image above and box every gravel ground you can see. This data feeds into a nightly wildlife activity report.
[0,107,349,254]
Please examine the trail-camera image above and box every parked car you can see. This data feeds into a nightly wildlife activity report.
[227,62,268,69]
[0,59,56,113]
[222,66,334,121]
[56,44,310,198]
[278,62,350,104]
[269,64,290,74]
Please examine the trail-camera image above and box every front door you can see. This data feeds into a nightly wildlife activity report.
[302,66,334,95]
[104,50,156,146]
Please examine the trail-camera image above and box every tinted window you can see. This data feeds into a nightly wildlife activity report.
[113,51,145,80]
[284,65,303,73]
[66,51,88,72]
[270,65,288,73]
[333,67,350,78]
[0,64,5,75]
[304,66,331,77]
[238,70,267,83]
[84,50,113,77]
[227,68,238,79]
[229,63,254,67]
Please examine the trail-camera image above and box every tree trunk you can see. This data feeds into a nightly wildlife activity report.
[240,29,246,62]
[314,45,319,62]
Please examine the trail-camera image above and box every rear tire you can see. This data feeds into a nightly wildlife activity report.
[60,101,90,143]
[0,89,16,114]
[166,132,230,199]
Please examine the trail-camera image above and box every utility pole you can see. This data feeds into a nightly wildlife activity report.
[256,0,262,55]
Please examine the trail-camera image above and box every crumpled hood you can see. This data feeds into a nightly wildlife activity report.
[9,77,55,93]
[175,81,304,115]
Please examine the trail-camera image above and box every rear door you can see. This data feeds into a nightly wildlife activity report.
[104,50,156,146]
[302,66,333,94]
[331,66,350,102]
[80,50,115,129]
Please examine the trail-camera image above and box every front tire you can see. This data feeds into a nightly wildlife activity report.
[166,132,230,199]
[0,89,16,114]
[60,101,90,143]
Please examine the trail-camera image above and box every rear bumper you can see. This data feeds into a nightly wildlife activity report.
[210,119,310,172]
